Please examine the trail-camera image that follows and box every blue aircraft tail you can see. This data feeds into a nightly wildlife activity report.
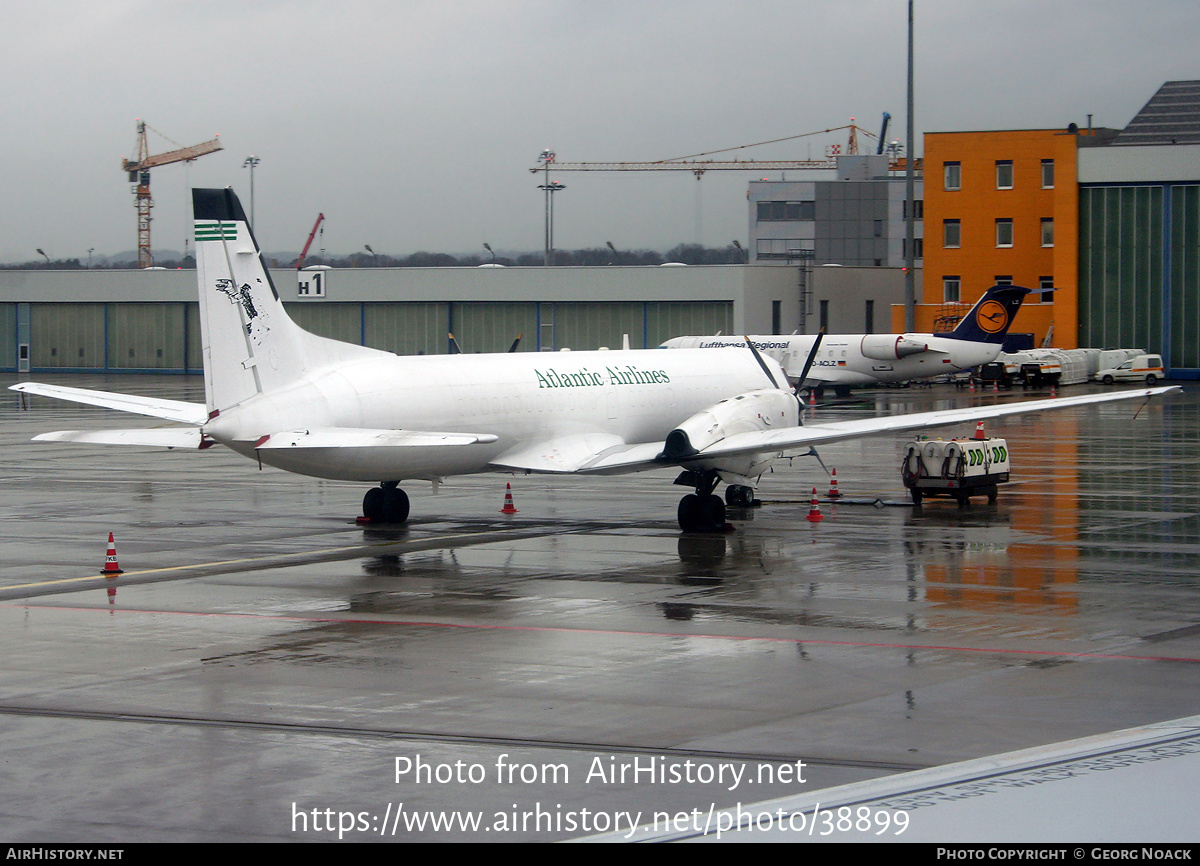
[944,285,1031,344]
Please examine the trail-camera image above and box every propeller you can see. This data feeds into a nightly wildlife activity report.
[742,330,824,395]
[800,445,830,474]
[748,326,825,472]
[795,330,825,390]
[801,331,830,474]
[508,333,523,353]
[743,336,789,391]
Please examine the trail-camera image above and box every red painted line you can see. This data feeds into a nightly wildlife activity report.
[5,602,1199,664]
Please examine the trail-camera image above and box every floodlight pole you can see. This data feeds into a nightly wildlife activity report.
[904,0,916,332]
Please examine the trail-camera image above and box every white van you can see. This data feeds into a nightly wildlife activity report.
[1095,354,1164,385]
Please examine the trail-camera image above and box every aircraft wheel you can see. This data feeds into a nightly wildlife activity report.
[678,494,701,532]
[702,494,726,531]
[725,484,754,507]
[834,385,852,398]
[363,487,384,521]
[381,487,410,524]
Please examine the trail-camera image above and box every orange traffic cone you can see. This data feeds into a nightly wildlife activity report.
[827,468,842,498]
[806,487,824,523]
[499,483,519,514]
[101,532,124,575]
[974,420,986,440]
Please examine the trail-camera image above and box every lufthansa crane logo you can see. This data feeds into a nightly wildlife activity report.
[975,300,1009,334]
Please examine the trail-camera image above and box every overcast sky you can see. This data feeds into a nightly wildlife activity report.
[2,0,1195,263]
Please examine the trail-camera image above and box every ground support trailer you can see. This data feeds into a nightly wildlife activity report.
[901,437,1010,506]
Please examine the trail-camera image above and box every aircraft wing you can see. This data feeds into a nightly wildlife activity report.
[699,385,1180,459]
[250,427,503,482]
[10,382,208,426]
[575,442,674,475]
[489,432,632,473]
[496,386,1180,477]
[31,429,210,449]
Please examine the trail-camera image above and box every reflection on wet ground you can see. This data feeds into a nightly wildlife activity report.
[2,374,1199,840]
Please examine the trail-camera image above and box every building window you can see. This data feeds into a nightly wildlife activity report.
[943,219,961,248]
[756,201,815,221]
[1039,276,1055,303]
[756,238,811,259]
[996,218,1013,247]
[994,275,1013,285]
[1042,160,1055,189]
[1041,217,1054,247]
[903,237,924,260]
[904,199,924,219]
[996,160,1013,189]
[944,162,961,191]
[943,276,961,303]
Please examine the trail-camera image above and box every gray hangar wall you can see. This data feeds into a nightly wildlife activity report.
[0,264,811,373]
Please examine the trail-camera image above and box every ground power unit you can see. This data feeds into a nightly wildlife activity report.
[901,436,1010,506]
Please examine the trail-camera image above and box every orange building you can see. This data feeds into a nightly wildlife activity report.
[899,129,1082,347]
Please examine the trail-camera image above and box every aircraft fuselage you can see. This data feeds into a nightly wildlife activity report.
[661,333,1002,387]
[204,347,781,481]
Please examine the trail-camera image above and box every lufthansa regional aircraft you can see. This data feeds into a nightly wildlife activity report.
[661,285,1029,396]
[10,189,1177,532]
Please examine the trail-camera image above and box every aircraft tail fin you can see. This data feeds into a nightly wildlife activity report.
[944,285,1030,344]
[193,188,383,414]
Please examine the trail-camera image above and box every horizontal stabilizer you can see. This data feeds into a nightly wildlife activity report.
[10,383,208,425]
[254,427,499,450]
[32,428,209,449]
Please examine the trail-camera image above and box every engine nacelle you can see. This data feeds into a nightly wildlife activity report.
[661,389,799,461]
[859,335,929,361]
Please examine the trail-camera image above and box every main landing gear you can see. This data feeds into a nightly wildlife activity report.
[362,481,409,524]
[675,469,741,533]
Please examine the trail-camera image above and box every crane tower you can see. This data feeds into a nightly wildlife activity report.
[121,121,223,268]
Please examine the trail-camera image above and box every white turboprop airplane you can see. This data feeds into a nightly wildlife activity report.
[10,188,1178,532]
[661,284,1031,396]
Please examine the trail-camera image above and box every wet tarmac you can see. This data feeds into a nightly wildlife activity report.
[2,373,1199,842]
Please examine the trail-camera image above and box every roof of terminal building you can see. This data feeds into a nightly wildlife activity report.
[1114,80,1200,146]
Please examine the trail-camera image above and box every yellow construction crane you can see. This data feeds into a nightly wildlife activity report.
[528,123,887,178]
[121,120,223,267]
